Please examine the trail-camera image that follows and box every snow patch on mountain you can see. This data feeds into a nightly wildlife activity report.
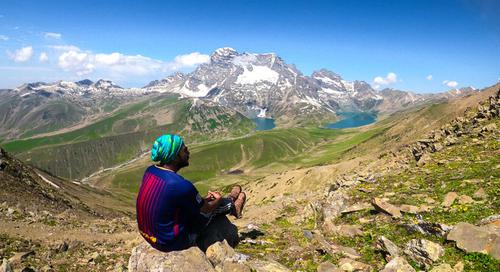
[236,65,279,85]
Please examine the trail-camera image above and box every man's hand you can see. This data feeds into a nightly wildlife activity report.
[200,191,222,213]
[206,191,221,201]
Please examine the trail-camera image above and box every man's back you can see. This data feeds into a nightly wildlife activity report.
[136,165,203,251]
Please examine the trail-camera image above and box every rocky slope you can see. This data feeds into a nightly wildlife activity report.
[124,87,499,271]
[0,146,141,271]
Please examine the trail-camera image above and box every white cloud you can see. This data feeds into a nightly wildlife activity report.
[44,32,62,39]
[0,35,8,41]
[49,45,81,51]
[39,52,48,62]
[169,52,210,70]
[372,72,397,89]
[56,47,210,78]
[8,46,34,62]
[442,80,458,88]
[58,50,94,76]
[426,74,433,80]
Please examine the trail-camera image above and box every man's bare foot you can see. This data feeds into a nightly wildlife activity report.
[233,192,246,219]
[229,185,242,202]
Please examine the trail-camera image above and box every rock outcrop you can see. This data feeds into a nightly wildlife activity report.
[410,88,499,164]
[404,239,444,267]
[447,222,500,259]
[128,242,215,272]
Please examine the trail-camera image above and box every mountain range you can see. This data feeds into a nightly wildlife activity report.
[0,47,477,140]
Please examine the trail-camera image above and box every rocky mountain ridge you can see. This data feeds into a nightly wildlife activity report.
[0,48,479,140]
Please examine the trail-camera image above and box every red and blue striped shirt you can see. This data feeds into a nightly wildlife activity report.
[136,165,204,251]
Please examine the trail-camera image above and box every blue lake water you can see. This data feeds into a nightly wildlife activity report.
[325,112,377,129]
[252,118,276,130]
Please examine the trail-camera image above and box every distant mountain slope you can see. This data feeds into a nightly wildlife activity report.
[0,79,150,140]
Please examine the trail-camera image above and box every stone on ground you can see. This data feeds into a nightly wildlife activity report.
[472,188,487,199]
[1,259,13,272]
[321,191,348,222]
[441,192,458,207]
[322,223,363,238]
[371,197,401,218]
[457,195,474,205]
[380,256,415,272]
[400,204,419,214]
[404,239,444,267]
[429,263,456,272]
[376,236,401,260]
[8,251,34,265]
[337,258,371,272]
[447,222,500,259]
[128,242,215,272]
[216,260,251,272]
[247,259,291,272]
[340,202,372,214]
[404,221,451,237]
[206,240,236,267]
[316,261,340,272]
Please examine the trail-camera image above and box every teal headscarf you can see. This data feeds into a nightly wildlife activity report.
[151,134,184,164]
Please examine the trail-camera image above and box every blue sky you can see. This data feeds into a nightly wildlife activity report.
[0,0,499,92]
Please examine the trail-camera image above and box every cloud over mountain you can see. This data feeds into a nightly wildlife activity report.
[55,45,209,79]
[8,46,34,62]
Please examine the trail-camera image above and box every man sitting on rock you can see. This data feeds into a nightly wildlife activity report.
[136,134,246,252]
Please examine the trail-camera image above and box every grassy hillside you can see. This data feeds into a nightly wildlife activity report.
[95,125,388,202]
[2,94,255,180]
[2,94,180,153]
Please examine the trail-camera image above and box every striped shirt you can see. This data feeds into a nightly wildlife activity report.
[136,165,204,251]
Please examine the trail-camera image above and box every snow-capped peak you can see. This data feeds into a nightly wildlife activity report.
[214,47,237,56]
[93,79,121,89]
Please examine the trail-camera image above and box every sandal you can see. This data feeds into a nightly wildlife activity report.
[228,185,242,202]
[233,192,246,219]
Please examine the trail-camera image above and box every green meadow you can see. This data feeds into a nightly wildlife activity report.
[108,125,387,197]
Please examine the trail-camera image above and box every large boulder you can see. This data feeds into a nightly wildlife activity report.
[128,242,215,272]
[205,240,236,267]
[447,222,500,259]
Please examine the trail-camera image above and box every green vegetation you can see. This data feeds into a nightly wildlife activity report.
[3,94,182,153]
[235,115,499,271]
[106,125,386,202]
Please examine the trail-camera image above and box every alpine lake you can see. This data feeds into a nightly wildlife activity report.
[252,111,377,131]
